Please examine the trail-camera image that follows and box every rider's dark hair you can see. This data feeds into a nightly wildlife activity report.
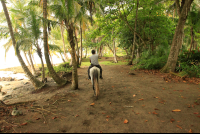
[91,50,95,54]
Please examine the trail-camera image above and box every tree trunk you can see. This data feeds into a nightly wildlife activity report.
[189,26,194,52]
[31,53,38,68]
[23,51,31,67]
[66,22,78,90]
[98,45,103,57]
[1,0,45,89]
[128,0,139,65]
[28,50,36,75]
[161,0,193,73]
[74,27,79,67]
[60,22,68,61]
[85,47,87,58]
[194,40,197,50]
[80,21,83,65]
[39,55,45,81]
[89,1,93,26]
[60,53,66,63]
[70,52,73,66]
[112,29,118,63]
[136,43,140,63]
[124,48,129,56]
[36,43,45,81]
[49,52,54,66]
[43,0,66,86]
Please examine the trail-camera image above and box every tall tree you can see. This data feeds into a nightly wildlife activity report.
[43,0,66,86]
[1,0,45,89]
[161,0,194,73]
[128,0,139,65]
[49,0,79,89]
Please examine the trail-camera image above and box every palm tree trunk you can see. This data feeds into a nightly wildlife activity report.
[74,27,79,67]
[60,21,68,61]
[60,53,66,63]
[49,52,54,66]
[24,51,31,67]
[28,50,36,75]
[43,0,66,86]
[36,43,45,81]
[40,56,45,81]
[31,53,38,68]
[1,0,45,89]
[89,1,93,26]
[66,22,78,90]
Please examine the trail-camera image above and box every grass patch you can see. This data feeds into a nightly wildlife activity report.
[80,59,128,67]
[81,62,91,67]
[100,61,128,65]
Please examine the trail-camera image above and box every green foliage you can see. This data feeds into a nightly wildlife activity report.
[176,63,200,78]
[176,50,200,77]
[131,45,170,70]
[45,62,72,76]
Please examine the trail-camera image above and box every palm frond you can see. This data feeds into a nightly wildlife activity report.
[2,39,12,59]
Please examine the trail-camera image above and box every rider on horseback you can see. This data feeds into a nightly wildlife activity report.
[88,50,103,80]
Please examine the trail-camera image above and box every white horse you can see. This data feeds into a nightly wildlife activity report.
[90,66,100,98]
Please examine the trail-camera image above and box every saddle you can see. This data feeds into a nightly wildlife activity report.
[91,64,99,68]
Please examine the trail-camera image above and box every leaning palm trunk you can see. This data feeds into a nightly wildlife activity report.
[39,56,45,81]
[28,50,36,75]
[1,0,45,89]
[23,51,31,67]
[36,43,45,81]
[31,53,39,68]
[15,45,45,89]
[43,0,66,86]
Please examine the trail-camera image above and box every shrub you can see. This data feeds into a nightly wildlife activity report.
[131,45,170,70]
[175,50,200,78]
[45,62,72,76]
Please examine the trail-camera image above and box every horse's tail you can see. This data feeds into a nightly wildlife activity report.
[93,69,99,83]
[93,68,99,98]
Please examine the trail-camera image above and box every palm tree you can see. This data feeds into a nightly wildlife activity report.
[60,21,69,61]
[43,0,67,86]
[26,6,46,80]
[49,0,81,90]
[75,0,91,65]
[1,0,45,89]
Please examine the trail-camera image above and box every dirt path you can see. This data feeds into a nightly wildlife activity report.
[0,65,200,133]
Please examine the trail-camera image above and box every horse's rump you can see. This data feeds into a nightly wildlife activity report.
[90,66,100,97]
[90,66,100,85]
